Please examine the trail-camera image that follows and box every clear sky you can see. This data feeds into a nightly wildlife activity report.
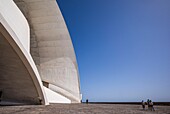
[57,0,170,102]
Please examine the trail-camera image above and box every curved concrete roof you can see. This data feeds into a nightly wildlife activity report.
[0,0,81,104]
[14,0,81,103]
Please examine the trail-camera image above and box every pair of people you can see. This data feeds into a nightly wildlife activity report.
[142,99,155,111]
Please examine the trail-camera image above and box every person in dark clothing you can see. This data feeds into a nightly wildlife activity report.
[86,99,88,104]
[141,100,145,110]
[0,91,2,102]
[147,99,150,110]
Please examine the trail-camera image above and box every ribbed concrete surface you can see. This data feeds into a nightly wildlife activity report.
[14,0,81,102]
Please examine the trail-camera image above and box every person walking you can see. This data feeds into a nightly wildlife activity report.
[147,99,150,110]
[141,100,145,110]
[149,100,155,111]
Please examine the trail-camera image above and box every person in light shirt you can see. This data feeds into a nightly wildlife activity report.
[141,100,145,110]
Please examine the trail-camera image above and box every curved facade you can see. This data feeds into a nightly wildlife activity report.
[0,0,81,105]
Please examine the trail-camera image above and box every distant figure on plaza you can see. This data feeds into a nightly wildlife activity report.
[141,100,145,110]
[0,91,2,102]
[147,99,150,110]
[38,97,42,105]
[86,99,89,104]
[149,100,155,111]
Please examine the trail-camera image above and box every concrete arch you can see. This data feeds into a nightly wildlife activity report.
[0,0,48,105]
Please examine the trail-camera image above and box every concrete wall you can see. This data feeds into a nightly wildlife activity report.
[14,0,81,103]
[0,0,48,105]
[0,0,81,104]
[44,87,71,103]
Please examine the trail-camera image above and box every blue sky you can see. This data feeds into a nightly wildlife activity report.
[57,0,170,102]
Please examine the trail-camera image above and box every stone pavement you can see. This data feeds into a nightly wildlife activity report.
[0,104,170,114]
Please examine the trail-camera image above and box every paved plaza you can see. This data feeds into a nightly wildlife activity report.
[0,104,170,114]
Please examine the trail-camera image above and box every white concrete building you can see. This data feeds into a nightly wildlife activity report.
[0,0,81,105]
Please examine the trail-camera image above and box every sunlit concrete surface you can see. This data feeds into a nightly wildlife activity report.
[0,0,48,105]
[0,104,170,114]
[0,0,81,105]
